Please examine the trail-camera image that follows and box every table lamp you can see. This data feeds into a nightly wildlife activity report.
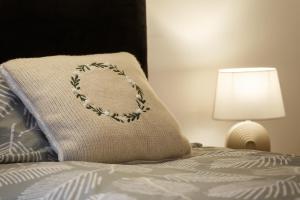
[214,67,285,151]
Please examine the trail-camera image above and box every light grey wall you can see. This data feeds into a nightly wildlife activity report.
[147,0,300,155]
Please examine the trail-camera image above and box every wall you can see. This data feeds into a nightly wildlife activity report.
[147,0,300,155]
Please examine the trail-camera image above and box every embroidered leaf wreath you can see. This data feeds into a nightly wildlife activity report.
[70,62,150,123]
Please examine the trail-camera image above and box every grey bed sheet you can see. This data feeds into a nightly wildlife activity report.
[0,147,300,200]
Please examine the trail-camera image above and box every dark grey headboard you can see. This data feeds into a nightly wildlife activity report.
[0,0,148,76]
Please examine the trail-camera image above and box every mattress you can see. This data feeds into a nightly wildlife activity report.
[1,147,300,200]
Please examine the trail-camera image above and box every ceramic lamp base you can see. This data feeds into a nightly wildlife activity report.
[226,120,270,151]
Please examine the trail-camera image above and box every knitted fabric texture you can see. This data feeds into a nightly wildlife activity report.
[1,52,191,163]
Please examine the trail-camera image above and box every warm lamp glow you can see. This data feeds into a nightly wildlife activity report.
[214,67,285,151]
[214,67,285,120]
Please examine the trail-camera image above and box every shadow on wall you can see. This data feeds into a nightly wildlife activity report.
[147,0,300,155]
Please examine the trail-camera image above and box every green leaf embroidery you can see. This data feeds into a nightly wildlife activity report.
[76,65,90,72]
[70,63,150,123]
[70,75,80,89]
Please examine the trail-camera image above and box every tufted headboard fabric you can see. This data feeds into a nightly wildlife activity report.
[0,0,148,76]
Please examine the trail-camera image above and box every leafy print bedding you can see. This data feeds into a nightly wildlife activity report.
[0,74,56,163]
[0,147,300,200]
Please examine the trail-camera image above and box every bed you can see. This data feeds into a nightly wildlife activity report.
[1,1,300,200]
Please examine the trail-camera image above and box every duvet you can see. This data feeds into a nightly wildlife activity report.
[1,147,300,200]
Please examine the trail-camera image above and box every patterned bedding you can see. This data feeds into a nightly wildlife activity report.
[1,147,300,200]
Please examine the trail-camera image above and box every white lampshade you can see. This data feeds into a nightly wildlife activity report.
[214,67,285,120]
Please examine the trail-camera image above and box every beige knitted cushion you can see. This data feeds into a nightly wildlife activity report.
[1,52,191,163]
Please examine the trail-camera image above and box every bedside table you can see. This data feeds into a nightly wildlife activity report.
[191,142,203,148]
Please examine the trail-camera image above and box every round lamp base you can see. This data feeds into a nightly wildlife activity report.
[226,120,270,151]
